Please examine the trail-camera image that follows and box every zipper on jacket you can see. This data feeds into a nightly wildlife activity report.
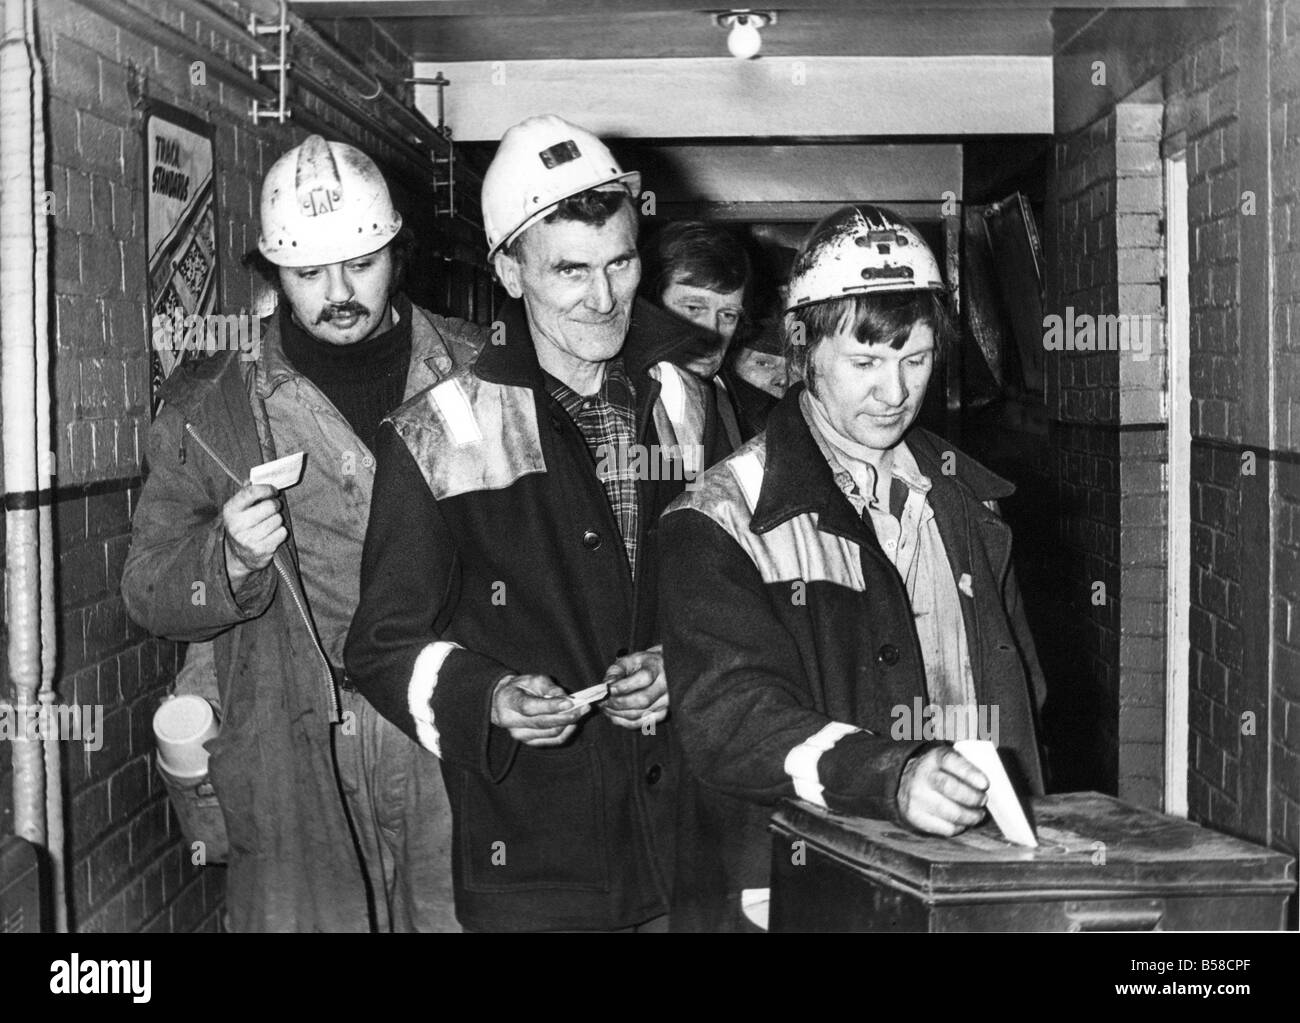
[182,420,342,722]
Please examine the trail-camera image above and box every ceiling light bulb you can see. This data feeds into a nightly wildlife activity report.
[727,16,762,59]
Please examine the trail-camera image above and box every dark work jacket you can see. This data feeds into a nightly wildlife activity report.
[344,297,731,931]
[659,384,1047,931]
[718,364,778,442]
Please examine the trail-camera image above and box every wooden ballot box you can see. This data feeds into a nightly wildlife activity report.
[769,792,1296,932]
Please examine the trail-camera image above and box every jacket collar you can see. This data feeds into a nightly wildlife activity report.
[751,383,1015,537]
[473,296,713,390]
[253,295,451,401]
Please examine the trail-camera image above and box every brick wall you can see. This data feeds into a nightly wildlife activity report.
[1163,19,1251,833]
[1042,110,1123,793]
[1270,0,1300,861]
[0,0,471,933]
[1042,91,1172,804]
[1114,101,1169,811]
[1043,0,1293,870]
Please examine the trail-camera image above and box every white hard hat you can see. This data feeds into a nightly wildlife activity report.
[786,205,944,312]
[482,115,641,260]
[257,135,402,268]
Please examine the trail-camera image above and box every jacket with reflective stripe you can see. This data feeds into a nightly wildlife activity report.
[345,297,731,932]
[659,384,1047,931]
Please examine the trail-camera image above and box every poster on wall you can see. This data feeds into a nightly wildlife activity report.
[143,100,220,417]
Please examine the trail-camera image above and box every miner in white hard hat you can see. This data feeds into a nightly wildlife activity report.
[659,204,1048,931]
[346,114,732,932]
[124,135,486,932]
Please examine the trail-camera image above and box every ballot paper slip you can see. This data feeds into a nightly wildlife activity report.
[953,738,1038,848]
[249,451,306,490]
[565,682,610,708]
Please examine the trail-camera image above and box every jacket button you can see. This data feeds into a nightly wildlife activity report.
[877,644,900,666]
[582,530,602,550]
[551,416,564,434]
[645,764,662,786]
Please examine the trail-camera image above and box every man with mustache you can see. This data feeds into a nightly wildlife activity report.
[346,115,729,931]
[659,205,1047,931]
[123,136,486,930]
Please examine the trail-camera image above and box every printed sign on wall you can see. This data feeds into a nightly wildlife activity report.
[143,101,220,416]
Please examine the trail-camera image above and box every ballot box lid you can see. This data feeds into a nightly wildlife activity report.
[771,792,1296,897]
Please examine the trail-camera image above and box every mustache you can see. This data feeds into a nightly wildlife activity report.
[316,301,370,324]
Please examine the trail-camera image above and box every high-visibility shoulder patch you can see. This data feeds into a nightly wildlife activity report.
[431,378,482,446]
[665,437,864,591]
[728,450,764,512]
[389,371,545,500]
[653,361,688,425]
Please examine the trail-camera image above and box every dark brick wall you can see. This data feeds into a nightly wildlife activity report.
[1042,109,1123,794]
[1270,0,1300,860]
[0,0,469,933]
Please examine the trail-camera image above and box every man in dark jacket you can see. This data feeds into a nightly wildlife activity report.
[720,316,784,439]
[345,115,729,931]
[659,204,1047,932]
[640,221,754,447]
[122,136,484,931]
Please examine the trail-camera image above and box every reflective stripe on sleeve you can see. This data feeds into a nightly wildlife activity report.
[782,721,862,807]
[406,641,463,756]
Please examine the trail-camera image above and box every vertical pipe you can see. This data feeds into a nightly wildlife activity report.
[27,0,65,930]
[2,0,47,862]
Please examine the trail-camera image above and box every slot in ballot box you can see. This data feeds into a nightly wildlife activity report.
[769,792,1296,932]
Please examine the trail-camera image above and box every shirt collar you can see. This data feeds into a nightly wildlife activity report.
[749,383,1016,541]
[799,389,932,505]
[546,357,635,421]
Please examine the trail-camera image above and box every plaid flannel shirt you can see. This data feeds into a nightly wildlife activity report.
[547,358,641,578]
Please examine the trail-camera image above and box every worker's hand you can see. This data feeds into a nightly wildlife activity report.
[897,745,989,836]
[491,673,589,747]
[600,646,668,731]
[222,484,286,590]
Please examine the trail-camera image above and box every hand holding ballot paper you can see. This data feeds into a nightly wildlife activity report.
[221,452,305,589]
[898,738,1037,846]
[954,739,1038,847]
[598,646,669,732]
[249,451,306,490]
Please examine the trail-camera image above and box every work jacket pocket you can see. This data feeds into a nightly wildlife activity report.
[459,743,609,894]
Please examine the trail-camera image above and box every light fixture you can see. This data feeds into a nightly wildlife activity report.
[714,10,776,60]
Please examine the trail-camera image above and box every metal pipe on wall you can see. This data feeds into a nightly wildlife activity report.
[28,0,66,931]
[1,0,48,890]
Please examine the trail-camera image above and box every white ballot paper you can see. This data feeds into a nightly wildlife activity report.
[565,682,610,708]
[953,738,1038,848]
[249,451,306,490]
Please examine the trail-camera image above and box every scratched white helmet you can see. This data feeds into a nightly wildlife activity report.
[257,135,402,268]
[482,114,641,260]
[785,204,944,312]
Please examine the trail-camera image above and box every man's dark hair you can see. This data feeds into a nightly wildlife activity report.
[638,220,751,303]
[501,188,636,262]
[787,290,954,395]
[241,225,416,294]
